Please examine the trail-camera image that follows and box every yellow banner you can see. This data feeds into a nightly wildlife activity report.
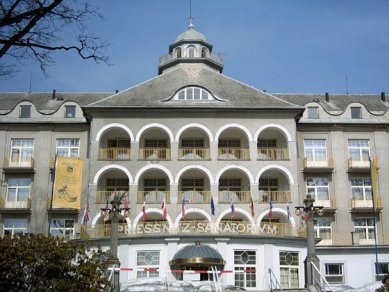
[370,157,378,211]
[53,157,83,209]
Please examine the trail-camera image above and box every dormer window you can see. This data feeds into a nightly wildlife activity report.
[351,107,362,119]
[176,48,182,58]
[201,48,207,58]
[20,105,31,118]
[65,105,76,118]
[174,87,212,100]
[307,107,319,119]
[188,46,195,58]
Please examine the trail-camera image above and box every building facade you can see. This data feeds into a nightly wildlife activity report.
[0,21,388,290]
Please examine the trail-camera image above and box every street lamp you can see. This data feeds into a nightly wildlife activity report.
[101,193,130,292]
[295,194,324,288]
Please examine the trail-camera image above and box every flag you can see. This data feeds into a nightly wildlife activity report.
[124,197,129,209]
[103,200,110,222]
[82,203,90,225]
[182,194,186,218]
[287,203,291,222]
[249,197,254,217]
[161,199,167,220]
[268,198,273,219]
[211,196,215,216]
[142,200,147,222]
[230,199,235,217]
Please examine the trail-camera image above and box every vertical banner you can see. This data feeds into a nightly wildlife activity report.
[370,157,378,211]
[53,157,83,209]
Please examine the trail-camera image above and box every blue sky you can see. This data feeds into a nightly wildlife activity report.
[1,0,388,94]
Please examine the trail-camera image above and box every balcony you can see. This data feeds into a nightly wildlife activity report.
[99,148,131,160]
[218,148,250,160]
[315,197,337,211]
[259,191,291,203]
[0,197,31,212]
[302,157,333,173]
[3,158,35,172]
[257,148,289,160]
[96,191,129,204]
[348,157,371,172]
[351,197,382,212]
[178,148,210,160]
[137,191,170,204]
[179,191,211,204]
[138,148,171,160]
[218,191,251,203]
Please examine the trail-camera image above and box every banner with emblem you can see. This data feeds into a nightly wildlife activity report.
[53,157,83,209]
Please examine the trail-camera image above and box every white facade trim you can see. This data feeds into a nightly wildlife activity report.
[215,207,255,226]
[93,164,133,184]
[254,123,292,142]
[215,164,254,185]
[174,164,214,184]
[255,164,294,184]
[174,123,214,142]
[135,123,174,142]
[134,164,174,184]
[214,123,253,142]
[95,123,135,142]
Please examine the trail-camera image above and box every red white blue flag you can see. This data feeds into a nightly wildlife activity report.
[268,198,273,219]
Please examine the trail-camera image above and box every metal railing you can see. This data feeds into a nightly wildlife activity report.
[137,191,170,204]
[311,262,334,292]
[178,148,210,160]
[257,148,289,160]
[3,157,35,169]
[99,148,131,160]
[138,148,171,160]
[96,191,129,204]
[179,191,211,204]
[159,52,224,66]
[268,268,283,291]
[0,198,31,209]
[259,191,291,203]
[218,148,250,160]
[218,191,251,203]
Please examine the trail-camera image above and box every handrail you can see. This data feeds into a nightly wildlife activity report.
[311,262,333,292]
[268,268,282,292]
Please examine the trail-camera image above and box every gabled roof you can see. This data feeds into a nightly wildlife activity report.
[85,65,302,110]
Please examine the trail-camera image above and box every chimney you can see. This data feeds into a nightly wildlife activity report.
[381,92,386,102]
[325,92,329,102]
[52,89,56,100]
[115,89,118,94]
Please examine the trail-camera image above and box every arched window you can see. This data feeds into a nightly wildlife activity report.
[188,46,195,58]
[174,87,212,100]
[201,48,207,58]
[176,48,182,58]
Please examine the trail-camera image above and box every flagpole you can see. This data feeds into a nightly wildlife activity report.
[47,155,57,236]
[370,156,379,278]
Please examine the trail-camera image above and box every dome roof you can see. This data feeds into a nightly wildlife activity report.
[175,22,207,43]
[170,243,225,267]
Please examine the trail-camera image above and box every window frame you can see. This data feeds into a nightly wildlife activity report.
[351,177,372,201]
[6,177,32,202]
[174,87,212,100]
[50,219,75,240]
[351,107,362,119]
[279,251,300,289]
[64,105,76,118]
[303,139,327,162]
[10,138,34,162]
[314,218,332,242]
[136,250,160,278]
[307,106,319,119]
[234,250,257,288]
[324,263,345,284]
[20,105,31,118]
[353,217,375,241]
[306,177,330,201]
[3,218,28,236]
[56,138,80,158]
[347,139,370,161]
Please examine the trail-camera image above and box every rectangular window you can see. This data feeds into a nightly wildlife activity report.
[145,139,167,148]
[257,139,277,148]
[376,263,389,276]
[219,179,241,191]
[20,105,31,118]
[325,263,344,284]
[303,139,327,162]
[234,250,256,288]
[353,218,375,243]
[3,219,28,236]
[314,218,332,243]
[7,178,31,203]
[50,219,75,240]
[219,139,240,148]
[108,139,131,148]
[56,138,80,158]
[351,177,372,200]
[351,107,362,119]
[280,251,299,289]
[106,178,129,192]
[143,178,166,191]
[65,105,76,118]
[307,107,319,119]
[306,178,329,200]
[136,251,160,278]
[348,139,370,161]
[10,139,34,165]
[181,139,204,148]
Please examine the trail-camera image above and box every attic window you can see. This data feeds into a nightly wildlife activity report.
[65,105,76,118]
[174,87,212,100]
[351,107,362,119]
[307,107,319,119]
[20,105,31,118]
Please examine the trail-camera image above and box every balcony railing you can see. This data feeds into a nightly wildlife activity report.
[137,191,170,204]
[218,148,250,160]
[99,148,131,160]
[348,157,370,169]
[179,191,211,204]
[159,52,224,66]
[303,157,333,168]
[316,197,336,208]
[259,191,291,203]
[351,197,382,209]
[138,148,171,160]
[3,158,34,169]
[218,191,251,203]
[0,198,31,209]
[257,148,289,160]
[178,148,210,160]
[352,231,376,245]
[96,191,129,204]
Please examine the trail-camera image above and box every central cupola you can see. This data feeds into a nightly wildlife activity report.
[158,18,224,74]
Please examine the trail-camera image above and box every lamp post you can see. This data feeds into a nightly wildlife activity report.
[101,193,130,292]
[295,194,324,288]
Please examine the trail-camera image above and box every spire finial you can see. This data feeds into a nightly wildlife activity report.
[188,0,194,29]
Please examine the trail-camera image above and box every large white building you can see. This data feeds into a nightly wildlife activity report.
[0,20,388,290]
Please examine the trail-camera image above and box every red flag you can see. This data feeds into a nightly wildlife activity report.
[161,199,167,220]
[124,198,129,209]
[142,201,147,222]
